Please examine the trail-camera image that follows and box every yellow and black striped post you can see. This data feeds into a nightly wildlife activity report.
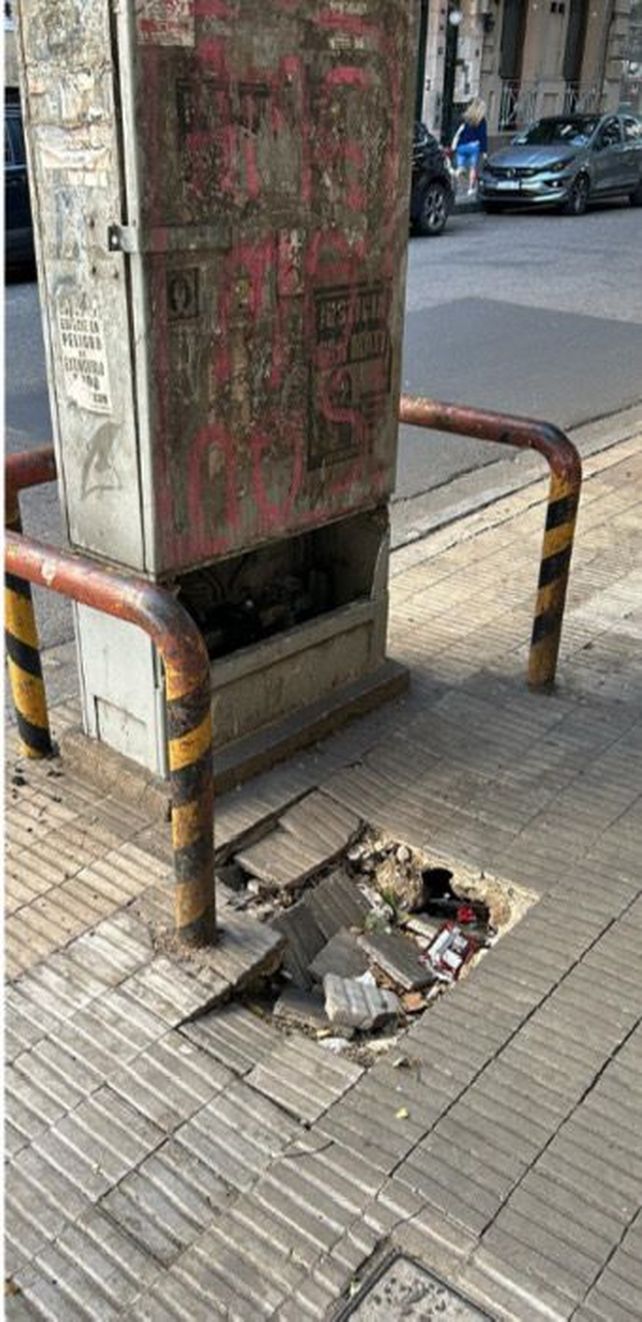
[165,664,216,945]
[5,504,53,759]
[528,470,580,690]
[6,527,217,943]
[398,395,582,691]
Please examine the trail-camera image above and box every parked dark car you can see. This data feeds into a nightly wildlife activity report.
[410,122,454,236]
[479,112,642,216]
[5,92,35,269]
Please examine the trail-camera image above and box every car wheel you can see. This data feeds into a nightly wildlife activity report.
[629,179,642,206]
[416,181,449,236]
[562,174,590,216]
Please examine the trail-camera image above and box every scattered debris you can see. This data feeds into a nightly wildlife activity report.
[366,1036,400,1057]
[318,1036,353,1054]
[424,923,477,983]
[350,835,429,912]
[395,1106,409,1120]
[402,914,440,942]
[324,974,400,1032]
[11,771,26,788]
[401,991,428,1015]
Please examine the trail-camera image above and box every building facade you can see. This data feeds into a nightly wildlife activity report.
[418,0,634,142]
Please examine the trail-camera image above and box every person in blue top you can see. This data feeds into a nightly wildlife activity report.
[452,98,488,195]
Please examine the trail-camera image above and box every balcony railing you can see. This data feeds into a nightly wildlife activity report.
[562,83,600,115]
[498,81,600,132]
[498,81,538,131]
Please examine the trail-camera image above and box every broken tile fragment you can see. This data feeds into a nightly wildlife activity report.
[307,868,372,940]
[273,986,330,1032]
[358,930,436,991]
[323,973,400,1031]
[269,901,325,987]
[235,792,361,890]
[309,929,369,983]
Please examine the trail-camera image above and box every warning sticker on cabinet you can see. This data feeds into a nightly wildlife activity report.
[135,0,194,46]
[57,296,113,415]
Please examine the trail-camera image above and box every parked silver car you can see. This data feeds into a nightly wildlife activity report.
[479,113,642,216]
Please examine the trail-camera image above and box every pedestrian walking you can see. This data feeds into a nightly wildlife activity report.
[452,97,488,195]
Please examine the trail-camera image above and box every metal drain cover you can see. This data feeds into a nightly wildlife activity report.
[342,1253,489,1320]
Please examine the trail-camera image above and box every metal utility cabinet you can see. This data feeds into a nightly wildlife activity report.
[16,0,416,777]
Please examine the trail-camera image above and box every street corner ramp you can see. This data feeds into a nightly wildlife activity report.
[338,1252,491,1320]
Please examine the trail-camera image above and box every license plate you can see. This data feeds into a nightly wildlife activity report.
[496,179,520,190]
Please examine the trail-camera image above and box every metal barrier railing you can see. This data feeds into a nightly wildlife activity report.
[5,446,216,946]
[398,396,582,688]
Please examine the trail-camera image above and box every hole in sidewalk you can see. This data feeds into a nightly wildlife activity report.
[225,822,537,1066]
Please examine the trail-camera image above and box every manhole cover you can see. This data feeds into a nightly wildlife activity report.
[341,1253,490,1320]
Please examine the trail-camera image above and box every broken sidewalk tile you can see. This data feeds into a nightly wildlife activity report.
[273,986,332,1033]
[307,869,373,941]
[269,901,326,988]
[309,929,370,983]
[205,908,286,990]
[358,931,436,991]
[234,791,361,891]
[323,974,400,1032]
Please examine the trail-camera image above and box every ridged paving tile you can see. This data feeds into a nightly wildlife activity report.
[246,1034,362,1123]
[109,1030,233,1132]
[100,1139,233,1267]
[179,1003,280,1076]
[31,1086,165,1201]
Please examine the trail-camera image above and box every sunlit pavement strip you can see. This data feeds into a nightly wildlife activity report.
[5,436,642,1320]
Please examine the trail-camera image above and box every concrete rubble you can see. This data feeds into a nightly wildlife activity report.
[323,973,401,1032]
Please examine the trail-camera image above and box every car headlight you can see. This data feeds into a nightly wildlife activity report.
[549,157,574,173]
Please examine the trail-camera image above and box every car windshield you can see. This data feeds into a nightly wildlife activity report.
[515,117,598,147]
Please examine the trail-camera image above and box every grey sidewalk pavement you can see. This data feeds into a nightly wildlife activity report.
[5,434,642,1321]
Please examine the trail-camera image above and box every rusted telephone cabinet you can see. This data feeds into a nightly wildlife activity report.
[17,0,416,777]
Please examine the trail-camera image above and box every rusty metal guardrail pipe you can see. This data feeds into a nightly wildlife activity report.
[5,529,216,946]
[398,395,582,688]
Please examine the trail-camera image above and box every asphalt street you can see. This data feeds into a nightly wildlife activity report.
[5,198,642,652]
